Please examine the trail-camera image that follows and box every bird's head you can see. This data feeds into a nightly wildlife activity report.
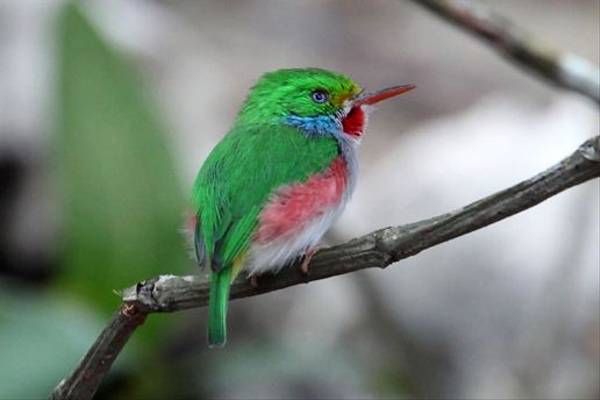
[235,68,414,139]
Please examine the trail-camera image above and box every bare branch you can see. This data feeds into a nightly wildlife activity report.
[49,305,147,400]
[411,0,600,104]
[49,135,599,399]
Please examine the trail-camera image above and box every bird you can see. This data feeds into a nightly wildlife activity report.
[191,68,414,347]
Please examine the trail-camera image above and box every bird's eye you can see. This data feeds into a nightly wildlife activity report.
[311,90,329,104]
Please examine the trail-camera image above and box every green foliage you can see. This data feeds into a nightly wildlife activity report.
[0,3,192,397]
[55,3,188,311]
[0,289,107,399]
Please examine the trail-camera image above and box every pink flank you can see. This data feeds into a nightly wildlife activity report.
[256,156,348,243]
[187,214,197,231]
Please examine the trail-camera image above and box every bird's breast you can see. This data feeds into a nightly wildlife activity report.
[255,156,349,244]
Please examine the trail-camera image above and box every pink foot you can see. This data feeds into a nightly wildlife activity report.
[300,247,318,275]
[249,275,259,288]
[120,303,136,317]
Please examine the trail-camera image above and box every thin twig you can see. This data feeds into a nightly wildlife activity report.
[49,135,600,399]
[411,0,600,104]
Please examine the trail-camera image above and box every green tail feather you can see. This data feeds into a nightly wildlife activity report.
[208,267,232,348]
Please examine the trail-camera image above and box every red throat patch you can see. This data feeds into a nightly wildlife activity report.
[342,106,366,137]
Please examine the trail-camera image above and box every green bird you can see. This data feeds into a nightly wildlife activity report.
[192,68,414,347]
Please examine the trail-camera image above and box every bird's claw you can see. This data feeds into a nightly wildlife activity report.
[121,303,136,317]
[249,275,259,288]
[299,247,318,276]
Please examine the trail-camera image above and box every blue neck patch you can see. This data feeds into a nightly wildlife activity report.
[283,114,341,137]
[283,113,359,195]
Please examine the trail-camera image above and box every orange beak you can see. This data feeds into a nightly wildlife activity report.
[353,84,416,106]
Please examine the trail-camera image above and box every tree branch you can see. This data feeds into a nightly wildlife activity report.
[50,135,600,399]
[49,305,147,400]
[410,0,600,104]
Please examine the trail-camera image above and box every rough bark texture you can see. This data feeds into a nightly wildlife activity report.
[122,136,600,312]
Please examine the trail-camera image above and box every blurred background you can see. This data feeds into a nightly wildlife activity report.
[0,0,598,399]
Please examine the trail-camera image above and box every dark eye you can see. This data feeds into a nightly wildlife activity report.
[311,90,329,104]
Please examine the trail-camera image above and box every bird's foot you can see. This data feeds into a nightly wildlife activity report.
[249,275,259,288]
[299,247,318,276]
[120,303,137,317]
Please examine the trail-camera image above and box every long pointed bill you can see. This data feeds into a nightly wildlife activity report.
[353,84,416,106]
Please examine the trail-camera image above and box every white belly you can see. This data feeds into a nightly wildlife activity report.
[244,201,346,276]
[245,135,359,277]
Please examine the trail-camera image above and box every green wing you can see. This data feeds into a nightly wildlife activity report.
[192,123,339,272]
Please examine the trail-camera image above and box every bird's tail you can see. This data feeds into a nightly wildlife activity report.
[207,266,232,348]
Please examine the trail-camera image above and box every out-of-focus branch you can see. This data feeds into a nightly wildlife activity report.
[411,0,600,105]
[49,135,600,400]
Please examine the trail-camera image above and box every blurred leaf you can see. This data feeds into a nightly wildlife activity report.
[55,3,187,312]
[0,288,107,399]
